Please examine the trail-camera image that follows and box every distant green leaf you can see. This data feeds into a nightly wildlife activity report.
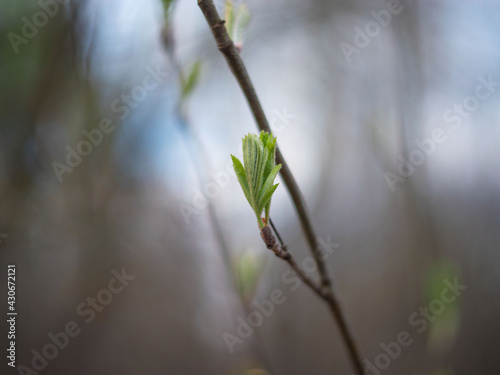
[181,60,202,99]
[161,0,174,19]
[232,250,264,302]
[423,259,462,355]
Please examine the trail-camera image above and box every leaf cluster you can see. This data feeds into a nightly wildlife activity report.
[232,132,281,228]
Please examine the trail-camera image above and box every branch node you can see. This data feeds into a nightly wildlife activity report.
[212,20,225,30]
[260,225,274,248]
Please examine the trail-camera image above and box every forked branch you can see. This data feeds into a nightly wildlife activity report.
[261,222,327,300]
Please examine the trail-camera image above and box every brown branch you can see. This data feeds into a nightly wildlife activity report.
[197,0,330,287]
[197,1,365,374]
[267,220,364,375]
[261,224,327,300]
[270,218,364,374]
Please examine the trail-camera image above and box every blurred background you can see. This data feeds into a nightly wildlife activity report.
[1,0,499,374]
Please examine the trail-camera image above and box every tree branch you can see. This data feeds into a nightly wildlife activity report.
[197,0,332,289]
[261,224,327,299]
[197,1,364,373]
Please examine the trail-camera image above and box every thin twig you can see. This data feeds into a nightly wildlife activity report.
[269,217,284,248]
[197,1,364,374]
[197,0,331,287]
[265,221,366,375]
[260,225,326,300]
[269,218,364,375]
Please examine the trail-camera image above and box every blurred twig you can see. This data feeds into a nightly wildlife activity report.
[162,22,277,372]
[197,1,364,373]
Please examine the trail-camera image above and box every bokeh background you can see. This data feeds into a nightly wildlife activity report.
[1,0,499,374]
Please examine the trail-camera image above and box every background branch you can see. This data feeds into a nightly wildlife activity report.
[162,31,278,372]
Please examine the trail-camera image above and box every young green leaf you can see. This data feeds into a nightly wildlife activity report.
[258,183,279,216]
[231,132,281,228]
[231,155,252,207]
[262,132,277,183]
[258,164,281,212]
[259,131,269,146]
[242,134,266,206]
